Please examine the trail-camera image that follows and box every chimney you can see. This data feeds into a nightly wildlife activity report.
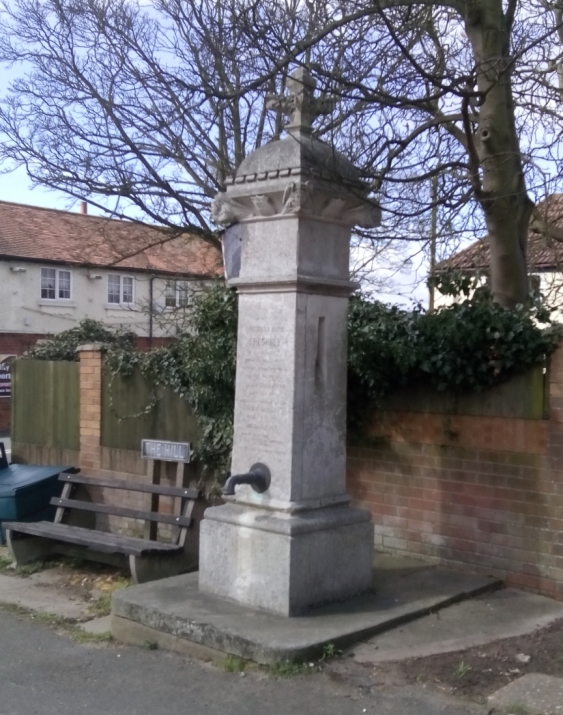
[79,201,88,214]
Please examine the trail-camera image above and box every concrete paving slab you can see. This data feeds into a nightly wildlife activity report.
[488,673,563,715]
[0,571,88,620]
[112,559,500,664]
[353,588,563,663]
[80,615,112,634]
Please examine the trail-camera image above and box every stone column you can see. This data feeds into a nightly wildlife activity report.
[77,343,103,472]
[199,69,380,616]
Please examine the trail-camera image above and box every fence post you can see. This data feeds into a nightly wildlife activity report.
[77,343,104,471]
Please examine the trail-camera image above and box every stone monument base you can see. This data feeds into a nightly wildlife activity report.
[198,503,374,616]
[111,558,501,664]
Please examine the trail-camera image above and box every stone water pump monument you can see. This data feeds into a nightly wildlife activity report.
[199,68,381,616]
[112,70,397,660]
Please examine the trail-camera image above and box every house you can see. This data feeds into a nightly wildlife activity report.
[0,199,222,429]
[434,194,563,312]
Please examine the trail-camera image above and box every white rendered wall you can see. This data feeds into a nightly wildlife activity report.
[0,260,208,338]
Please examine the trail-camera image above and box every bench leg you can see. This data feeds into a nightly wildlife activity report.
[129,554,197,584]
[6,530,54,567]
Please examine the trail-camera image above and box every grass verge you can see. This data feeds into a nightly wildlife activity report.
[220,643,342,678]
[0,555,13,572]
[0,601,113,645]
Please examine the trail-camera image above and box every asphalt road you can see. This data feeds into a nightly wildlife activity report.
[0,610,487,715]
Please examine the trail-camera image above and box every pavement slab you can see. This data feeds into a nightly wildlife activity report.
[0,570,88,619]
[488,673,563,715]
[80,614,112,634]
[353,588,563,664]
[112,556,500,664]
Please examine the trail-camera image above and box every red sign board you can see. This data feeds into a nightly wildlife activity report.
[0,360,12,399]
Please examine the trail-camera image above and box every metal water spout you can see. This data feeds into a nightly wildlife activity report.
[223,463,271,496]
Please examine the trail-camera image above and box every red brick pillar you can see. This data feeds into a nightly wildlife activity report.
[77,343,103,471]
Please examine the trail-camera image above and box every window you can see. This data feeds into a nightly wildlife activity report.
[165,280,192,308]
[41,268,72,300]
[108,274,134,305]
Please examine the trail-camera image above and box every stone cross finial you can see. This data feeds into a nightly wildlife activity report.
[266,67,333,136]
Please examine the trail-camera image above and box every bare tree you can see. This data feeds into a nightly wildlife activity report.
[0,0,306,246]
[2,0,563,306]
[231,0,563,307]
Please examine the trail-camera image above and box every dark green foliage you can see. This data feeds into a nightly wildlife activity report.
[29,318,134,361]
[28,282,561,483]
[347,289,561,427]
[427,269,482,300]
[347,298,420,423]
[104,282,237,480]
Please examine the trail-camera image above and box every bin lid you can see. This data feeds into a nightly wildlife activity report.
[0,465,70,498]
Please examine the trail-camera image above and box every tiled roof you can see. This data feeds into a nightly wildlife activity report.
[435,195,563,274]
[0,200,223,277]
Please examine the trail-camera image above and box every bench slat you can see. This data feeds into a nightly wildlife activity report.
[58,473,199,500]
[50,498,193,528]
[4,521,183,557]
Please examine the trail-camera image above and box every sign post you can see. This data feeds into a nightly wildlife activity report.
[140,439,192,540]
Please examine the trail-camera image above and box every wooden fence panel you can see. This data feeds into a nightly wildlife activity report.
[380,365,547,420]
[101,368,199,451]
[12,360,80,449]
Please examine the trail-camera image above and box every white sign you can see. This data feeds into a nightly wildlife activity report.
[141,439,191,462]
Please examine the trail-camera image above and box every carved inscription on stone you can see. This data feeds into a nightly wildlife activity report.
[233,313,293,469]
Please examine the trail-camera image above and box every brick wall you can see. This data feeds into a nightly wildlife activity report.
[77,344,103,471]
[348,345,563,600]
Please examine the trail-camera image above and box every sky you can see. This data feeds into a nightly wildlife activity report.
[0,59,84,212]
[0,165,76,211]
[0,53,100,213]
[0,60,430,307]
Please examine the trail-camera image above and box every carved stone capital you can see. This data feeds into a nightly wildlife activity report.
[341,202,382,229]
[213,184,381,229]
[320,196,381,228]
[281,181,314,215]
[211,193,253,226]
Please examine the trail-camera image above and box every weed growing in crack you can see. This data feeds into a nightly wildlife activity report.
[453,660,472,680]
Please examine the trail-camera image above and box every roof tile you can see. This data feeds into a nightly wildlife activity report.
[0,200,223,277]
[436,195,563,273]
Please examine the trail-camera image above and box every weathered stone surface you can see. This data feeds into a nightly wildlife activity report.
[200,68,380,615]
[235,132,361,185]
[199,504,373,615]
[488,673,563,715]
[112,563,501,664]
[236,216,354,283]
[228,290,349,509]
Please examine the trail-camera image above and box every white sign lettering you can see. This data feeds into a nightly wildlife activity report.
[141,439,191,462]
[0,360,13,399]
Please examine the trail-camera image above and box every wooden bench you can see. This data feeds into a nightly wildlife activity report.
[4,472,204,583]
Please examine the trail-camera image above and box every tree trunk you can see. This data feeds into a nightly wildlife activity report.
[464,0,532,307]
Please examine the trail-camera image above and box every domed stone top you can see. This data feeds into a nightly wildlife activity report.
[227,68,362,189]
[213,68,381,230]
[234,132,361,186]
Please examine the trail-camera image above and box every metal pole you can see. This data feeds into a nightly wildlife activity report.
[429,173,438,312]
